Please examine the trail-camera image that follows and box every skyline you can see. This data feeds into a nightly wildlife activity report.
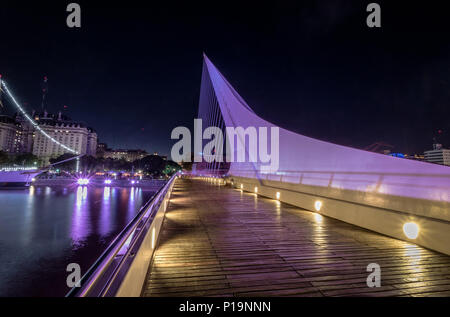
[0,1,449,156]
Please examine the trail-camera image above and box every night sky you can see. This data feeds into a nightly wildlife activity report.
[0,1,449,156]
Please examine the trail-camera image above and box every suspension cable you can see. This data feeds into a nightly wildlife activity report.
[1,80,79,155]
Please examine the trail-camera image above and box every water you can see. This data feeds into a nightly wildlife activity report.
[0,185,156,297]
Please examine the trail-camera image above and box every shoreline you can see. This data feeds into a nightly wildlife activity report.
[32,178,167,190]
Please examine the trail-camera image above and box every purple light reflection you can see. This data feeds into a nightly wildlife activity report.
[99,187,112,236]
[71,186,91,247]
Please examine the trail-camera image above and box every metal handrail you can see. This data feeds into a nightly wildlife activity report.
[66,173,178,297]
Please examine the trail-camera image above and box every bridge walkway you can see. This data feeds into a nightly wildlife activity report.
[142,178,450,297]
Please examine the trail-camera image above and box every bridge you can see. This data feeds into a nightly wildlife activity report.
[63,55,450,297]
[142,177,450,297]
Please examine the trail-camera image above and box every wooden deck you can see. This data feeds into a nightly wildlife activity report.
[142,178,450,297]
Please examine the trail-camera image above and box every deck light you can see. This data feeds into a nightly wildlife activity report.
[314,200,322,211]
[403,222,419,239]
[151,227,156,249]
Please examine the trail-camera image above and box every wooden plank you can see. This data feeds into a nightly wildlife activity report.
[141,179,450,297]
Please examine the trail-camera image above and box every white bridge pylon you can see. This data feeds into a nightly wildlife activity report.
[198,54,450,204]
[197,54,450,255]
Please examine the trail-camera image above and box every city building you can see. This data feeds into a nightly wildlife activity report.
[0,114,35,155]
[103,149,148,162]
[13,113,35,154]
[406,154,425,162]
[31,111,97,164]
[126,150,149,162]
[87,132,97,157]
[1,111,98,164]
[0,115,16,153]
[424,143,450,166]
[151,152,167,160]
[96,142,108,158]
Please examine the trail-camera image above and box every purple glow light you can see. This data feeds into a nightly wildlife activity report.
[77,178,89,186]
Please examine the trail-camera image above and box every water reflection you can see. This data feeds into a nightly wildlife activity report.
[403,244,424,274]
[314,213,324,223]
[72,186,91,246]
[0,185,156,296]
[311,212,325,246]
[76,186,86,206]
[104,187,111,200]
[274,200,281,221]
[128,187,136,222]
[100,187,112,236]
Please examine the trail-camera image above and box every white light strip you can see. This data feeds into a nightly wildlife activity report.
[1,81,79,154]
[0,167,38,171]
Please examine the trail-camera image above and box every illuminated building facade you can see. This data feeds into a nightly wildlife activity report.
[31,111,97,164]
[424,144,450,166]
[96,142,108,158]
[103,149,148,162]
[0,115,16,153]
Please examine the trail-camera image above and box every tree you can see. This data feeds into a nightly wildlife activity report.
[163,160,182,176]
[180,153,194,171]
[80,155,100,173]
[49,153,78,171]
[49,153,77,164]
[43,153,176,176]
[115,158,133,171]
[0,151,11,165]
[14,153,39,166]
[136,155,166,176]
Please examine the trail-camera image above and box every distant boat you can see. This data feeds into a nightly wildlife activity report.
[0,168,41,188]
[0,154,84,189]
